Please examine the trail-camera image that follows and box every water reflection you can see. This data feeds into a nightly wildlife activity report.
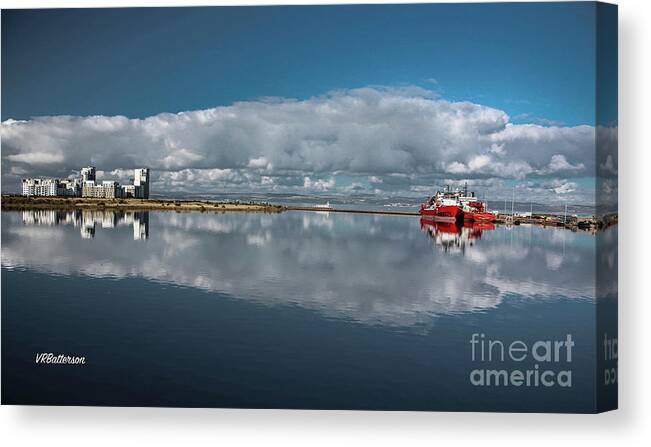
[1,209,606,327]
[20,209,149,240]
[420,218,494,255]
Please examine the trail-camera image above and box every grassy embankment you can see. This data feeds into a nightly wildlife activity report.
[0,195,285,213]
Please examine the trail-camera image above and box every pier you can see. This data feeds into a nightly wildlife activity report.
[286,206,419,216]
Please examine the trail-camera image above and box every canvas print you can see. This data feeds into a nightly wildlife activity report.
[1,2,618,413]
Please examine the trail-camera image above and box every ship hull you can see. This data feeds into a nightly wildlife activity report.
[464,212,496,222]
[419,205,463,222]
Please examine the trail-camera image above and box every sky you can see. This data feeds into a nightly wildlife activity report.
[1,3,618,205]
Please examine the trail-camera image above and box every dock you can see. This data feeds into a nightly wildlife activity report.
[290,206,613,233]
[286,206,418,216]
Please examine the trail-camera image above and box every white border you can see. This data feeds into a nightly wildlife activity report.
[2,1,650,445]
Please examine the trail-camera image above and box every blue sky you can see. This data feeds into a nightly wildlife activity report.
[1,3,617,204]
[2,3,601,125]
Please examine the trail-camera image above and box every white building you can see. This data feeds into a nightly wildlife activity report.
[121,184,137,198]
[22,178,59,196]
[82,180,121,199]
[80,166,96,182]
[22,166,150,199]
[58,178,81,196]
[134,168,150,199]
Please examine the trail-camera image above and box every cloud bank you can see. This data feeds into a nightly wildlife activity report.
[1,86,613,204]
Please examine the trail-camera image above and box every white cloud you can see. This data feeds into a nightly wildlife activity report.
[1,86,610,201]
[484,123,595,174]
[444,156,533,179]
[468,154,491,171]
[6,151,64,164]
[488,143,505,155]
[544,154,585,173]
[303,176,336,191]
[247,156,271,170]
[548,179,578,195]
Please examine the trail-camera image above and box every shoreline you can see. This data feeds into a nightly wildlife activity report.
[0,195,284,213]
[1,195,616,232]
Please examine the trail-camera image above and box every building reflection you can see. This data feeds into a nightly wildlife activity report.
[21,209,149,240]
[420,218,494,255]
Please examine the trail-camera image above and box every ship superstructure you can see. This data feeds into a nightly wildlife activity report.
[419,184,497,222]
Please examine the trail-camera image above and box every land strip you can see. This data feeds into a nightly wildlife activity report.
[1,195,284,213]
[1,195,616,232]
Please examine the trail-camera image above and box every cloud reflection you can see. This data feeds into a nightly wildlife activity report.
[1,210,604,327]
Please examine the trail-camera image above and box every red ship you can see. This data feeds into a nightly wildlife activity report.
[462,200,497,222]
[419,184,497,223]
[419,187,464,222]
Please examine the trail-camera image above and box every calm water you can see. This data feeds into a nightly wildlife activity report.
[1,209,615,411]
[157,191,597,216]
